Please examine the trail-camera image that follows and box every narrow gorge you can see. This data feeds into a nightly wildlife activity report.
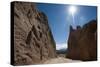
[11,1,97,65]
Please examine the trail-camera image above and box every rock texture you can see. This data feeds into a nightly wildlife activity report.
[12,1,56,65]
[66,20,97,61]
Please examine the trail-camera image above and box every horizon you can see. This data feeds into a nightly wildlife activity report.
[36,3,97,50]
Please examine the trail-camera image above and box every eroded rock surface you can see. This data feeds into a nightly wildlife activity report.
[12,1,56,65]
[66,20,97,61]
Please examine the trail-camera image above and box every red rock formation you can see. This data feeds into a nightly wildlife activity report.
[11,1,56,65]
[66,20,97,61]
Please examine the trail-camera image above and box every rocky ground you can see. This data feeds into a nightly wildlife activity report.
[43,57,82,64]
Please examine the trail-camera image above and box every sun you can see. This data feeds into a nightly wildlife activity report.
[69,6,77,15]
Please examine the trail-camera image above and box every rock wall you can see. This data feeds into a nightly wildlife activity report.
[66,20,97,61]
[11,1,56,65]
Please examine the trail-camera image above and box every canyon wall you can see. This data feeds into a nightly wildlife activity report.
[11,1,56,65]
[66,20,97,61]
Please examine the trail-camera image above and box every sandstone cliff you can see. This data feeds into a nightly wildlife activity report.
[11,1,56,65]
[66,20,97,61]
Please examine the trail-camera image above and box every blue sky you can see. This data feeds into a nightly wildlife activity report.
[36,3,97,50]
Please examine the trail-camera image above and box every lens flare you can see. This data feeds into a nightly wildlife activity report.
[69,6,77,15]
[69,6,77,29]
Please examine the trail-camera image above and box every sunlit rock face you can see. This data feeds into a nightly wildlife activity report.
[66,20,97,61]
[12,1,56,65]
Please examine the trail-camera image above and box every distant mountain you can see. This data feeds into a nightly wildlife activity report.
[56,48,67,54]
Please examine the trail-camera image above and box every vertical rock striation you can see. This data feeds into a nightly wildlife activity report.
[66,20,97,61]
[11,1,56,65]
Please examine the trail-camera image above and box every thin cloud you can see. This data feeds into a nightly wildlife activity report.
[56,43,67,50]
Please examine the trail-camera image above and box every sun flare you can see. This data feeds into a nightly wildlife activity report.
[69,6,77,15]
